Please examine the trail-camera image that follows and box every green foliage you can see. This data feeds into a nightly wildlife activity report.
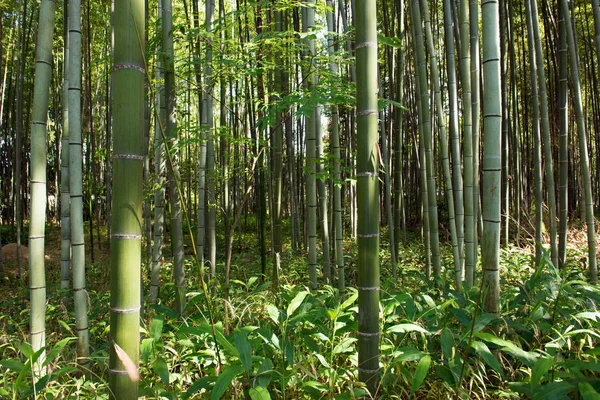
[1,229,600,398]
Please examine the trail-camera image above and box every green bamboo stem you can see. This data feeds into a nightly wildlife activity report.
[29,0,57,376]
[559,0,597,283]
[109,0,144,397]
[162,0,186,314]
[412,0,441,280]
[530,0,558,269]
[459,0,474,287]
[60,3,71,292]
[68,0,89,365]
[524,0,543,266]
[149,1,165,303]
[420,0,462,286]
[356,0,380,393]
[481,0,502,314]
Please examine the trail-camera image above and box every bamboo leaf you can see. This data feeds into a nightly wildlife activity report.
[150,317,164,341]
[471,340,502,374]
[211,362,244,400]
[532,381,577,400]
[440,328,453,361]
[0,359,25,374]
[44,337,76,367]
[249,386,271,400]
[266,304,279,324]
[332,337,357,355]
[152,357,169,386]
[531,357,554,389]
[287,290,309,316]
[411,355,431,395]
[473,313,498,332]
[473,332,537,367]
[579,382,600,400]
[387,323,430,335]
[234,329,253,374]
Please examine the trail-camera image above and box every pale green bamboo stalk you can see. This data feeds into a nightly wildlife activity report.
[316,106,332,284]
[444,0,465,272]
[530,0,558,268]
[559,0,597,283]
[558,5,568,269]
[162,0,186,315]
[109,1,145,396]
[149,1,165,303]
[524,0,543,266]
[378,73,397,280]
[459,0,474,287]
[303,3,318,291]
[470,0,481,276]
[198,0,214,273]
[29,0,57,376]
[356,0,380,392]
[271,7,283,291]
[418,0,454,282]
[68,0,89,365]
[481,0,502,313]
[393,0,406,249]
[410,0,432,280]
[60,6,71,292]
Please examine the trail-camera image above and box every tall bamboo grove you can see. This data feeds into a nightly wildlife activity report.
[29,0,57,376]
[109,0,145,397]
[356,0,380,394]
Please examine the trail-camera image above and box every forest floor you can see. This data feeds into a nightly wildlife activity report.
[0,222,599,399]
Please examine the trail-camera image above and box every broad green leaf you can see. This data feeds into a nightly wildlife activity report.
[471,341,502,374]
[22,374,51,398]
[256,358,273,388]
[474,332,537,367]
[152,357,169,386]
[184,376,217,400]
[150,317,164,341]
[266,304,279,325]
[532,381,576,400]
[21,341,34,359]
[575,312,600,322]
[531,357,554,389]
[285,341,294,365]
[421,294,436,308]
[563,329,600,340]
[392,347,427,362]
[140,338,154,363]
[43,336,76,366]
[332,337,357,355]
[0,359,25,373]
[473,313,497,332]
[340,291,358,311]
[249,386,271,400]
[234,329,253,374]
[440,328,453,362]
[435,365,456,385]
[180,323,239,357]
[411,355,431,395]
[315,353,331,368]
[579,382,600,400]
[287,291,309,316]
[563,361,600,374]
[211,362,244,400]
[387,323,430,335]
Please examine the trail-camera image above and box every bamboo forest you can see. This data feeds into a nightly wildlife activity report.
[2,0,600,398]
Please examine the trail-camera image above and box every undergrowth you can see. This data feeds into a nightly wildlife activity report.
[0,230,599,399]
